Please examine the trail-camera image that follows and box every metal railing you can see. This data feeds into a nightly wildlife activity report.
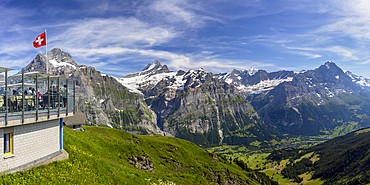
[0,67,75,125]
[0,95,68,113]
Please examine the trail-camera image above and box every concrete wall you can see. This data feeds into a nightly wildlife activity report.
[67,124,83,131]
[0,119,60,173]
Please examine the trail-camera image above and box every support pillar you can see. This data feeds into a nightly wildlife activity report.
[60,118,63,150]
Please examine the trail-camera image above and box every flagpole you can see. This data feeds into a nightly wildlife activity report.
[45,29,48,74]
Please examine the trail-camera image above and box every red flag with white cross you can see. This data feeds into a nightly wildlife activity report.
[33,32,46,48]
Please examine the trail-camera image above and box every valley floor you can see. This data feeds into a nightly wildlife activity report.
[207,146,324,185]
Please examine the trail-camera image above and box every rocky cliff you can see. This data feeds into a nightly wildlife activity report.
[24,50,271,146]
[117,63,273,146]
[249,61,370,136]
[216,68,296,96]
[215,61,370,137]
[22,49,370,145]
[22,48,162,134]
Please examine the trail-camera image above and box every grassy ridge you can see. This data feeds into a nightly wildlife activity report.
[0,126,277,184]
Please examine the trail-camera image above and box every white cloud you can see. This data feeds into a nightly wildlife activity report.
[295,52,322,59]
[282,45,316,51]
[151,0,195,23]
[148,0,223,27]
[282,45,322,58]
[235,1,370,66]
[68,45,276,76]
[0,5,34,30]
[282,44,358,60]
[197,60,274,72]
[322,46,359,61]
[310,1,370,44]
[0,54,30,72]
[2,0,370,79]
[355,59,370,65]
[51,17,176,50]
[201,51,214,54]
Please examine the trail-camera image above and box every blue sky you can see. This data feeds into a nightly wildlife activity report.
[1,0,370,78]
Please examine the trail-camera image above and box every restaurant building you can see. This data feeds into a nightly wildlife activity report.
[0,67,75,173]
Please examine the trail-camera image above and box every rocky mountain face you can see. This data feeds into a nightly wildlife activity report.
[23,49,272,146]
[116,63,273,146]
[22,48,162,135]
[125,60,171,78]
[216,69,295,96]
[216,62,370,97]
[22,48,370,146]
[23,48,77,76]
[215,62,370,137]
[253,61,361,107]
[248,62,370,136]
[114,60,174,95]
[345,70,370,91]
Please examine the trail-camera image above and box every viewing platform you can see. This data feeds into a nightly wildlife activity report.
[0,67,75,128]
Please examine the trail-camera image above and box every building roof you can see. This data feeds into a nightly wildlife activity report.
[64,111,86,126]
[0,67,14,73]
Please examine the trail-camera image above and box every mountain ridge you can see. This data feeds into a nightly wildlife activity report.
[216,61,370,97]
[22,48,164,135]
[249,61,370,136]
[21,48,370,147]
[118,59,370,138]
[22,49,276,147]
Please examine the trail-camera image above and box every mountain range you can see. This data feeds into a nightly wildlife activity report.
[21,48,370,147]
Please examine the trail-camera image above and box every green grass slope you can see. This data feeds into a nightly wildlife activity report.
[0,126,277,184]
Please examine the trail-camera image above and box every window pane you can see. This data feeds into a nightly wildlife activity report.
[4,133,9,153]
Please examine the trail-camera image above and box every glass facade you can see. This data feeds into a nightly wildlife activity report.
[0,68,75,124]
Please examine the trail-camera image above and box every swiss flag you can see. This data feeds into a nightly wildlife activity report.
[33,32,46,48]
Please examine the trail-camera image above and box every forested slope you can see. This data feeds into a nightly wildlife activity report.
[267,127,370,184]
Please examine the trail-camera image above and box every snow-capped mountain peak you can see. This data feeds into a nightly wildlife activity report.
[142,60,161,71]
[115,64,213,96]
[22,48,80,76]
[215,68,295,95]
[345,71,370,90]
[115,71,176,95]
[47,48,77,69]
[115,61,173,95]
[243,67,258,76]
[325,61,334,69]
[125,60,170,79]
[49,58,76,69]
[112,60,370,98]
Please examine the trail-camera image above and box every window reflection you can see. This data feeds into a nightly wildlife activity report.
[0,68,75,124]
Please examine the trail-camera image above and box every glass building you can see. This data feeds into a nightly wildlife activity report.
[0,67,74,173]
